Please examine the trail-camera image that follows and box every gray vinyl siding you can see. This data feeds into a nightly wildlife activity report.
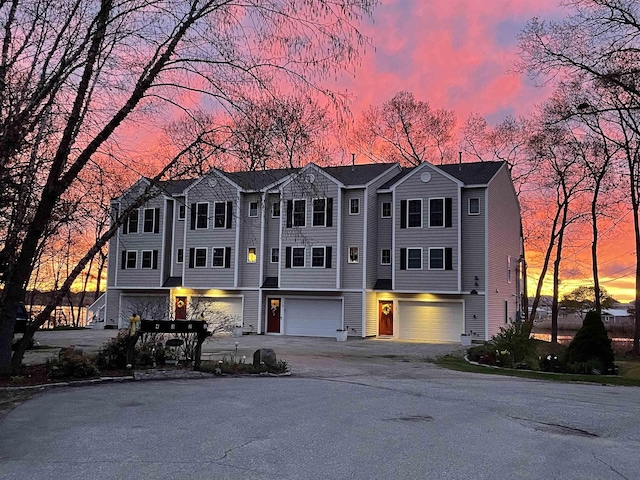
[184,175,237,288]
[105,288,121,326]
[342,291,363,336]
[238,193,262,288]
[486,165,521,339]
[279,170,338,290]
[242,290,259,333]
[365,290,378,336]
[172,196,187,277]
[461,188,486,292]
[463,293,485,337]
[341,189,364,289]
[117,195,165,287]
[394,167,459,291]
[163,198,174,283]
[107,204,118,287]
[375,193,393,284]
[264,193,281,278]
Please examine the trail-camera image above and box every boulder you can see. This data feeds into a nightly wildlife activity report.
[253,348,277,367]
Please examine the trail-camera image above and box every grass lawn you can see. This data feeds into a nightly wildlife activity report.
[436,355,640,387]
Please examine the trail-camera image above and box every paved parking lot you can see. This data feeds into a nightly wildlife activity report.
[26,329,467,378]
[3,329,639,479]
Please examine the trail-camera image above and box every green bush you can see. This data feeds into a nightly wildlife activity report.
[466,322,537,369]
[564,311,615,374]
[97,331,170,369]
[492,322,537,366]
[47,352,99,380]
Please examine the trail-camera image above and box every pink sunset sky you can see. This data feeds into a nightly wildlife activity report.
[333,0,635,303]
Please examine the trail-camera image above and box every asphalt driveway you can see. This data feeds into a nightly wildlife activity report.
[3,330,639,479]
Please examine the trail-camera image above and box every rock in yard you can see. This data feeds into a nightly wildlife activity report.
[253,348,276,367]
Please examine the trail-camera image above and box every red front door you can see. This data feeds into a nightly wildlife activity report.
[379,300,393,336]
[267,298,281,333]
[175,296,187,320]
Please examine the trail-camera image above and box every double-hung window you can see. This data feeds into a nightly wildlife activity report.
[348,246,359,264]
[194,248,207,267]
[311,247,326,267]
[126,251,137,269]
[350,198,360,215]
[271,248,279,263]
[408,199,422,228]
[293,199,306,227]
[468,198,480,215]
[429,198,444,227]
[212,248,225,267]
[196,203,209,229]
[214,202,226,228]
[428,247,453,270]
[248,202,258,218]
[125,210,139,233]
[381,202,391,218]
[272,202,280,218]
[381,249,391,265]
[292,247,305,267]
[313,199,326,226]
[407,248,422,269]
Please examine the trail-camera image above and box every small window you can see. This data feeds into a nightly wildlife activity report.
[194,248,207,267]
[293,199,306,227]
[126,250,137,269]
[212,248,225,267]
[178,205,186,220]
[272,202,280,218]
[177,249,184,264]
[311,247,326,268]
[381,202,391,218]
[249,202,258,218]
[196,203,208,229]
[507,255,512,283]
[214,202,226,228]
[348,246,359,264]
[407,248,422,269]
[429,248,444,270]
[408,199,422,228]
[350,198,360,215]
[141,250,153,269]
[247,247,257,263]
[313,199,326,226]
[468,198,480,215]
[271,248,279,263]
[292,247,305,267]
[126,210,139,233]
[143,208,155,233]
[381,249,391,265]
[430,198,444,227]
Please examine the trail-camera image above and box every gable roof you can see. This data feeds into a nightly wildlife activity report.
[379,161,505,189]
[438,161,505,185]
[157,178,197,196]
[222,168,297,191]
[322,163,398,186]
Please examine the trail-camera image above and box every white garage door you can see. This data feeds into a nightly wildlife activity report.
[195,297,243,330]
[284,298,342,337]
[399,301,463,342]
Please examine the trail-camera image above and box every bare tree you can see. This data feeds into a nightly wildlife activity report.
[0,0,379,374]
[350,91,456,166]
[519,0,640,353]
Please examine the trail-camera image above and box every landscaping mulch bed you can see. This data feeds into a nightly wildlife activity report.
[0,364,128,388]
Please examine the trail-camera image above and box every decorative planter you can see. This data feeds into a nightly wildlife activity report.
[336,330,348,342]
[460,334,472,346]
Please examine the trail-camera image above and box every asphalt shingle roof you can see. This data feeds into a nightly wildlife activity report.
[323,163,398,186]
[379,161,505,189]
[222,168,297,191]
[157,178,197,196]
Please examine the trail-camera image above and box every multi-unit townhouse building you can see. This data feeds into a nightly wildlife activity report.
[92,160,522,342]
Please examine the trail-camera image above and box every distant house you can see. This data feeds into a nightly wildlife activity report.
[91,160,523,342]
